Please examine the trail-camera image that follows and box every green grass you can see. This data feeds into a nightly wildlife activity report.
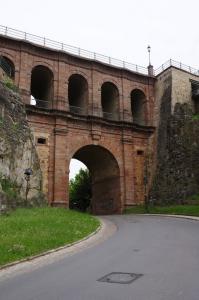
[124,204,199,216]
[0,207,100,266]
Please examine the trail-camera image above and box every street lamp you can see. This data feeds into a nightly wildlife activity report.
[147,45,151,65]
[24,168,33,205]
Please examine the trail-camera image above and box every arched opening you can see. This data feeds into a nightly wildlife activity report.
[69,159,91,212]
[69,145,121,215]
[31,65,54,108]
[68,74,88,115]
[0,56,15,79]
[131,89,146,125]
[101,82,119,120]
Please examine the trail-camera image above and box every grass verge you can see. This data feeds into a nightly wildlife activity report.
[124,204,199,216]
[0,207,100,267]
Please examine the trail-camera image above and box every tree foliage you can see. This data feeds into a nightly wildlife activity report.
[69,168,92,212]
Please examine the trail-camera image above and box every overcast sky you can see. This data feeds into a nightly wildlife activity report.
[2,0,199,68]
[2,0,199,177]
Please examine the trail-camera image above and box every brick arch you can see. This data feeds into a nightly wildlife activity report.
[0,52,16,79]
[131,88,147,125]
[128,85,146,97]
[67,70,90,83]
[68,73,89,114]
[69,140,121,169]
[101,81,120,120]
[0,51,15,63]
[99,77,122,94]
[31,61,54,74]
[30,64,54,108]
[70,143,121,214]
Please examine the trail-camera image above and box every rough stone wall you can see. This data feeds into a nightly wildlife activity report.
[0,81,42,202]
[150,68,199,204]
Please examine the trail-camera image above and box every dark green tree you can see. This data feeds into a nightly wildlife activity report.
[69,168,92,212]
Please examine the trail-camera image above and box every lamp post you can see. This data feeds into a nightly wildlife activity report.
[143,163,149,213]
[147,45,151,65]
[147,45,154,76]
[24,168,33,206]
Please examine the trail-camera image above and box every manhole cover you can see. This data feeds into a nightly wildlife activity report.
[98,272,143,284]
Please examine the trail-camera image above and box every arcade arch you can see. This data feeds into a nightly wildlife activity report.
[0,56,15,79]
[101,82,119,120]
[31,65,54,108]
[70,145,121,215]
[68,74,88,115]
[131,89,146,125]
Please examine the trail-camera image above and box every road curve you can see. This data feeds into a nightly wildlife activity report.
[0,215,199,300]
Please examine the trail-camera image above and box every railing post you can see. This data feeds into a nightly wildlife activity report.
[44,37,46,46]
[25,32,27,40]
[5,27,8,35]
[109,57,111,64]
[78,48,81,56]
[94,52,96,60]
[61,43,64,51]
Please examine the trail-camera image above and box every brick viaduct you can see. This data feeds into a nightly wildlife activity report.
[0,33,156,214]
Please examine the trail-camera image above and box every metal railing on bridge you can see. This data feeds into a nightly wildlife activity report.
[0,25,149,76]
[154,59,199,76]
[1,26,199,78]
[29,99,123,121]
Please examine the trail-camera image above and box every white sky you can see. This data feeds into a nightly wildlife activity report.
[2,0,199,68]
[2,0,199,177]
[69,159,86,180]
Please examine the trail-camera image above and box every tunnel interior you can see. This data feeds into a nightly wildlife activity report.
[131,89,146,125]
[31,65,54,108]
[68,74,88,114]
[72,145,121,215]
[101,82,119,120]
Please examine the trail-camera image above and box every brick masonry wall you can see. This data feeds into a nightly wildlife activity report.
[0,35,156,213]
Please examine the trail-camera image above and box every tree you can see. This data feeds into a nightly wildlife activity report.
[69,168,92,212]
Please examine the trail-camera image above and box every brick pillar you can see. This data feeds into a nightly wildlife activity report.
[18,51,31,104]
[122,134,135,208]
[52,125,68,207]
[55,60,68,111]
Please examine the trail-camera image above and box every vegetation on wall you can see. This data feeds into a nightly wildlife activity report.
[2,76,18,93]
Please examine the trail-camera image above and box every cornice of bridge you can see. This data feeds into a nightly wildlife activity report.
[25,104,155,135]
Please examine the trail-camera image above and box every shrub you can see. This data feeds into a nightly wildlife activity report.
[69,169,92,212]
[2,76,18,93]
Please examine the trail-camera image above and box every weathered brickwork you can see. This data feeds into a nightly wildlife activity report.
[2,34,199,210]
[0,35,156,214]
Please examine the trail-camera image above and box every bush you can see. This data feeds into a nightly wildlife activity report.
[2,76,18,92]
[69,169,92,212]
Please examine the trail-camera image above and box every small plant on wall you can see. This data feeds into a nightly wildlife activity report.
[2,76,18,93]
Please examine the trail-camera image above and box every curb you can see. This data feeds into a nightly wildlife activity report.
[0,217,102,271]
[135,213,199,221]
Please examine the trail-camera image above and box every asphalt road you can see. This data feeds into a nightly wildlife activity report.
[0,215,199,300]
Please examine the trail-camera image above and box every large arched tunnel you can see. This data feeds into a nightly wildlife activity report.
[72,145,121,215]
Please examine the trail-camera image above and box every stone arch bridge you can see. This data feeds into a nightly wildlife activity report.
[0,30,155,214]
